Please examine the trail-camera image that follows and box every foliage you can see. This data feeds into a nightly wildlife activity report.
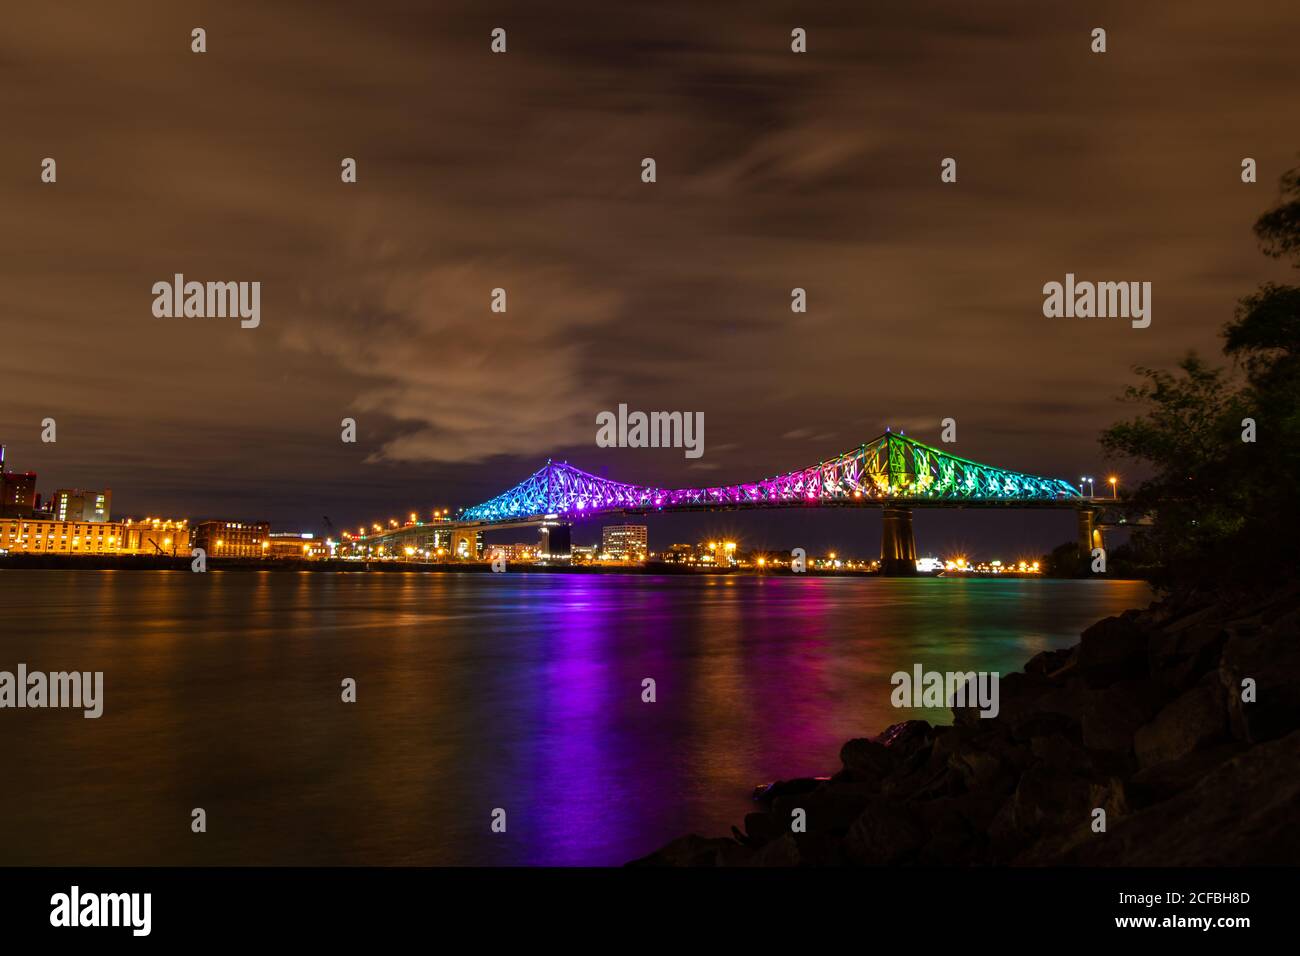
[1101,163,1300,588]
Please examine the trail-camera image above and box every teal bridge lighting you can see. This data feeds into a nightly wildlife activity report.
[461,432,1080,525]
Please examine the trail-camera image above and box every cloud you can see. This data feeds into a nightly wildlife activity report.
[2,0,1297,524]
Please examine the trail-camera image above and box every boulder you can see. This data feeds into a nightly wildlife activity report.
[998,678,1090,740]
[915,806,983,865]
[751,776,827,804]
[1124,742,1244,809]
[954,670,1050,728]
[989,766,1116,860]
[772,784,875,835]
[839,737,897,783]
[1147,610,1227,692]
[870,719,934,758]
[936,725,1026,794]
[1079,679,1169,755]
[843,798,927,864]
[1053,730,1300,865]
[1076,612,1150,687]
[1029,732,1095,775]
[1134,672,1229,767]
[1002,776,1128,864]
[742,811,782,847]
[1218,614,1300,743]
[1024,646,1075,677]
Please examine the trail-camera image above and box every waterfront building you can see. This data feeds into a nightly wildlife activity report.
[51,488,112,523]
[0,471,37,518]
[0,516,192,556]
[194,520,271,558]
[0,518,124,554]
[696,540,737,566]
[268,532,331,559]
[484,542,539,562]
[601,524,648,562]
[119,518,192,555]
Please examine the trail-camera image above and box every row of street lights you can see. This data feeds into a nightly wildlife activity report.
[1080,475,1119,498]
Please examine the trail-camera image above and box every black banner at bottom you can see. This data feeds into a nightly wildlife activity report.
[0,866,1282,942]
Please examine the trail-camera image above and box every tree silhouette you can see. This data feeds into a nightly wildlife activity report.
[1102,161,1300,588]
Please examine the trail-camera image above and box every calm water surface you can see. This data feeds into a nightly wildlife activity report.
[0,571,1151,865]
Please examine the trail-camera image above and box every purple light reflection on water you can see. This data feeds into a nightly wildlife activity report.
[0,571,1152,866]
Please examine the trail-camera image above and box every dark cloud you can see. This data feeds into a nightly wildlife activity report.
[1,0,1296,551]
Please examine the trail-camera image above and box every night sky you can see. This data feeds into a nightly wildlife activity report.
[2,1,1296,557]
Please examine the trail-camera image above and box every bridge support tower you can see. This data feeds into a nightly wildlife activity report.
[539,522,571,561]
[1076,508,1103,556]
[451,530,482,560]
[880,507,917,576]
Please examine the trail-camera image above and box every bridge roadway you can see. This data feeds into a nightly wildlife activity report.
[356,495,1140,575]
[352,433,1142,573]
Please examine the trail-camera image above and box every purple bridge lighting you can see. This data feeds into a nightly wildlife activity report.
[460,431,1080,524]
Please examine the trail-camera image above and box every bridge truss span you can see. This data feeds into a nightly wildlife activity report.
[461,432,1080,525]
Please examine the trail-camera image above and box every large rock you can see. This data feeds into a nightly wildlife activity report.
[1010,778,1130,864]
[843,797,927,864]
[880,744,962,801]
[1024,647,1075,677]
[751,776,826,804]
[998,677,1090,740]
[870,720,934,758]
[1147,605,1227,692]
[1077,612,1151,687]
[839,737,897,783]
[1124,743,1244,809]
[990,767,1082,840]
[914,791,1008,864]
[742,811,782,847]
[954,670,1052,729]
[772,783,876,835]
[1029,732,1095,774]
[1134,672,1229,767]
[1218,612,1300,743]
[935,724,1027,794]
[1048,730,1300,865]
[1079,679,1169,755]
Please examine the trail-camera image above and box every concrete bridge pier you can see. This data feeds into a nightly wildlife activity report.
[1076,508,1102,555]
[451,529,482,560]
[539,522,571,561]
[880,507,918,576]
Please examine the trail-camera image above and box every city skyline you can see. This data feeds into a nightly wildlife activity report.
[1,431,1121,562]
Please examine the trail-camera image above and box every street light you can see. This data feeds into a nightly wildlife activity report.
[1109,476,1118,499]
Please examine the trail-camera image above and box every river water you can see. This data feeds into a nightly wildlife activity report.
[0,570,1151,865]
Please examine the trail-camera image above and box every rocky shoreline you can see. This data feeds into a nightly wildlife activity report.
[634,581,1300,865]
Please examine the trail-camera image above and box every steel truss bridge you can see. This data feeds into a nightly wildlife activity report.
[360,432,1121,573]
[462,431,1079,522]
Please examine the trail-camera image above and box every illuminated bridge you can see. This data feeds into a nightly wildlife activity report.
[362,432,1111,574]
